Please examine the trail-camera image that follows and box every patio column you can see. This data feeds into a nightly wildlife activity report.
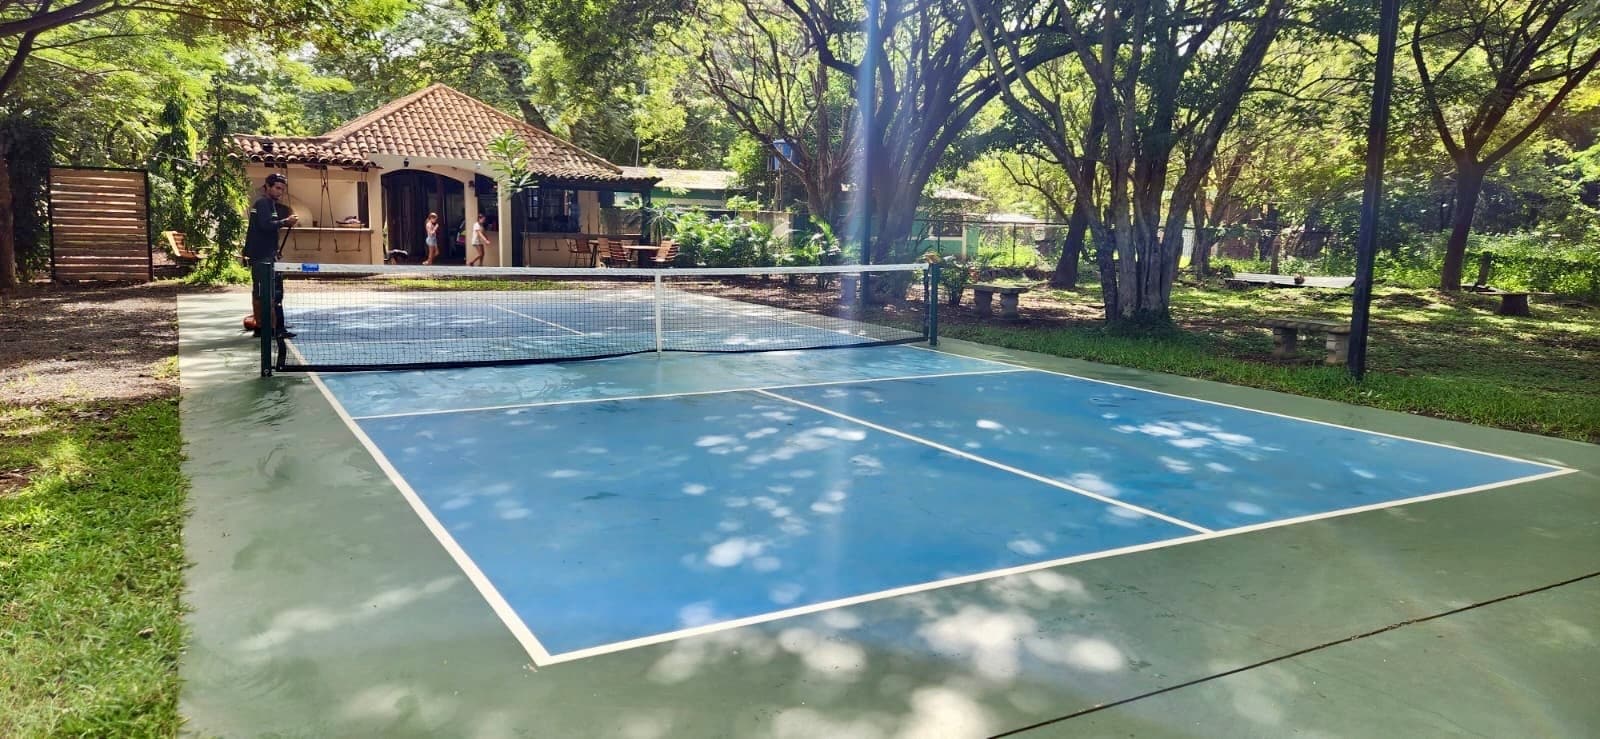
[497,184,513,268]
[369,171,385,264]
[464,185,479,265]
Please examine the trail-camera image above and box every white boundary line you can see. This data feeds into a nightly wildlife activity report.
[904,344,1576,472]
[291,341,1584,668]
[349,368,1025,420]
[535,465,1577,664]
[539,531,1214,664]
[301,369,556,668]
[753,388,1213,534]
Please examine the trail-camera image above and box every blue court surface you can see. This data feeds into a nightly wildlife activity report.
[314,345,1567,664]
[283,287,912,367]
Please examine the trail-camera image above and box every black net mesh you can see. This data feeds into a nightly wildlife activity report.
[271,263,934,372]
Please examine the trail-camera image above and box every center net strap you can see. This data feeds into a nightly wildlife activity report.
[271,262,935,372]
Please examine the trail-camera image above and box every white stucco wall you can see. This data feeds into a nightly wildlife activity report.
[244,164,380,265]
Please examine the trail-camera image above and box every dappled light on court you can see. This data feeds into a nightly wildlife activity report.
[238,576,461,654]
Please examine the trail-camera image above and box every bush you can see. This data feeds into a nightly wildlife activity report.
[976,242,1046,271]
[661,210,780,268]
[181,256,250,285]
[1213,233,1600,299]
[924,252,975,305]
[1367,233,1600,298]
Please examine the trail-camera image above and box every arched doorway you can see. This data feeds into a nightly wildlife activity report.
[382,170,466,263]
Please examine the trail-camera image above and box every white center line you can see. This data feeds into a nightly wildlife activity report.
[752,388,1214,534]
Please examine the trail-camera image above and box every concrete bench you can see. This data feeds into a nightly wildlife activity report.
[1466,287,1540,316]
[971,283,1030,319]
[1261,317,1351,365]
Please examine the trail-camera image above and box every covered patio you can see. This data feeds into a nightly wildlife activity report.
[231,84,659,267]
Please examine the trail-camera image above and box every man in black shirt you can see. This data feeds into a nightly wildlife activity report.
[246,173,299,337]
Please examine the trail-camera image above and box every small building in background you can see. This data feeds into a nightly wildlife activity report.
[231,84,658,267]
[911,187,987,257]
[619,167,737,211]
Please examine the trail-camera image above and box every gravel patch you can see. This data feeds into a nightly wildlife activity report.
[0,280,187,405]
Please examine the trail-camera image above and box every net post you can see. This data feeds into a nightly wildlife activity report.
[254,260,274,377]
[653,273,664,355]
[927,262,940,346]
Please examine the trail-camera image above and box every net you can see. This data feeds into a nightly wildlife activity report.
[268,262,938,372]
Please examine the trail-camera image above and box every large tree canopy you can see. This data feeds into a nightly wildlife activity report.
[1408,0,1600,290]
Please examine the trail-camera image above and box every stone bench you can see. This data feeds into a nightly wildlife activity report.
[971,283,1030,319]
[1261,317,1351,365]
[1466,287,1539,316]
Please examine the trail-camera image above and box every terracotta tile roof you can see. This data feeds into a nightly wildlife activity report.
[230,135,370,168]
[232,84,656,187]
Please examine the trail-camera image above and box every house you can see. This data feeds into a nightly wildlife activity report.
[231,84,659,267]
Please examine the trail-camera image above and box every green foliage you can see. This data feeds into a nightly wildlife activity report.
[724,134,771,194]
[0,400,186,736]
[779,227,843,268]
[0,114,55,279]
[931,253,975,304]
[179,259,251,286]
[661,209,781,267]
[976,240,1047,271]
[148,92,196,247]
[185,94,248,280]
[724,194,764,212]
[488,132,540,193]
[1378,233,1600,299]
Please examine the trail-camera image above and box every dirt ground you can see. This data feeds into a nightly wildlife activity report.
[0,279,186,406]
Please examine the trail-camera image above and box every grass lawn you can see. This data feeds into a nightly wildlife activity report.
[934,282,1600,443]
[0,399,186,737]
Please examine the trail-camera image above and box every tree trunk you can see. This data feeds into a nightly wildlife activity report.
[1053,99,1104,290]
[1439,164,1487,291]
[1189,198,1213,278]
[1051,200,1087,289]
[1096,231,1117,320]
[0,151,15,290]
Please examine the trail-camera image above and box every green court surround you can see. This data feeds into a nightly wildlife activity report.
[178,291,1600,738]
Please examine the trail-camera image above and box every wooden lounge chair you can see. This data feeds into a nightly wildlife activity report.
[165,231,204,270]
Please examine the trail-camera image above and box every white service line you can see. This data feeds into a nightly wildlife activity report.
[903,344,1575,472]
[349,368,1025,420]
[301,368,555,668]
[537,529,1215,664]
[752,388,1213,534]
[491,304,586,335]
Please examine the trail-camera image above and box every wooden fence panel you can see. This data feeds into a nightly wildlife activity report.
[48,167,152,282]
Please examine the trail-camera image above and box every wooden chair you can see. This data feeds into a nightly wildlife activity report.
[603,238,631,268]
[565,238,589,267]
[650,239,680,267]
[165,231,203,270]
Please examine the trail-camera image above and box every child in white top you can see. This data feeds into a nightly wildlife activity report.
[469,213,489,266]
